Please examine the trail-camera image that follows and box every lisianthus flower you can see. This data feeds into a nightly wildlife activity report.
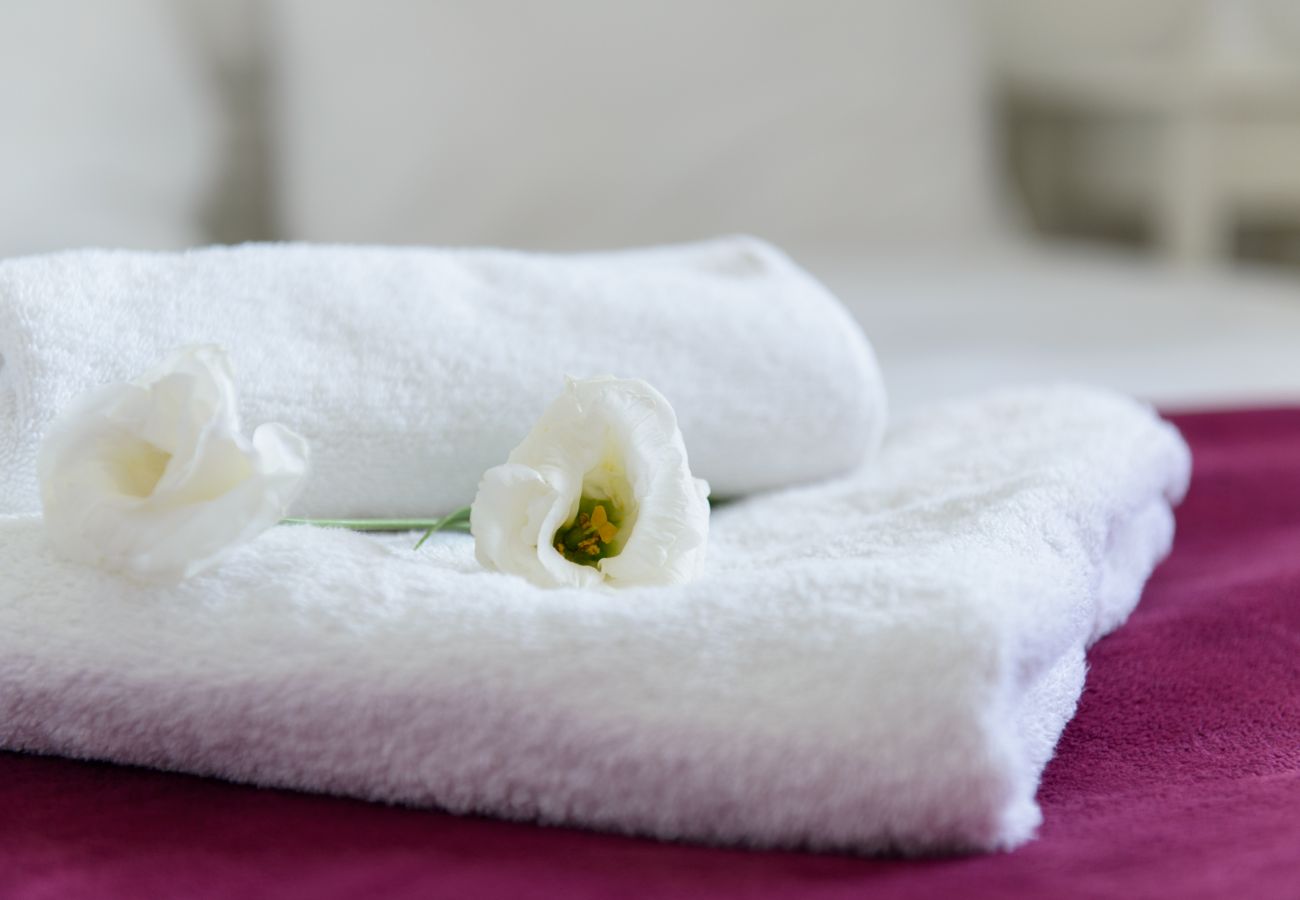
[38,345,309,582]
[471,376,710,589]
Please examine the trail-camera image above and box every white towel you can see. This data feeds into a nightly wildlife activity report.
[0,237,884,518]
[0,385,1189,854]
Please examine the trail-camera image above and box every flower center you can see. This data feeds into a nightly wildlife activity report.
[554,498,624,566]
[111,439,173,498]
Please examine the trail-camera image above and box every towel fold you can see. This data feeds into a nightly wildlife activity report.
[0,237,884,518]
[0,385,1189,854]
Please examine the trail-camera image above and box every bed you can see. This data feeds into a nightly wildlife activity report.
[2,2,1297,895]
[4,403,1296,898]
[812,246,1300,417]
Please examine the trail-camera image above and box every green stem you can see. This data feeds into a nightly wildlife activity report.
[283,506,472,551]
[281,517,452,532]
[414,506,472,550]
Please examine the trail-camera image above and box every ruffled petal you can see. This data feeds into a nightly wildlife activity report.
[470,376,709,589]
[37,346,309,583]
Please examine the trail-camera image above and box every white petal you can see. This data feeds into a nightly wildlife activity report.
[470,376,710,589]
[38,345,309,583]
[470,463,602,589]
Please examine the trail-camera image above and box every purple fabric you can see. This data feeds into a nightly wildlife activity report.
[3,407,1298,899]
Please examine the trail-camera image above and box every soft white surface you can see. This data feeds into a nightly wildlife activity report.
[0,237,884,518]
[811,246,1300,415]
[0,0,218,256]
[267,0,1002,254]
[0,385,1189,854]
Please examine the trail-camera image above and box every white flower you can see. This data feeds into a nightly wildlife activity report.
[471,376,710,589]
[38,345,309,582]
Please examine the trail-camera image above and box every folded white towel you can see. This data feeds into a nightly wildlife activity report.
[0,237,884,518]
[0,386,1189,854]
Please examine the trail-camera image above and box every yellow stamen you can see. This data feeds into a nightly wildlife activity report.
[554,499,625,567]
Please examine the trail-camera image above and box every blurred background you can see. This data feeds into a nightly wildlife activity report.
[4,0,1300,413]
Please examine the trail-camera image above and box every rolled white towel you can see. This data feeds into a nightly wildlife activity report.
[0,385,1189,854]
[0,237,885,517]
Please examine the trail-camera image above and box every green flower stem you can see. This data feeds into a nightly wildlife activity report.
[283,506,472,551]
[414,506,472,550]
[282,518,458,532]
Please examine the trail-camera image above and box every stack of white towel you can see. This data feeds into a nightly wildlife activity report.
[0,238,1189,854]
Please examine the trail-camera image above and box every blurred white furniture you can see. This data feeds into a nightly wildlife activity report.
[812,244,1300,415]
[0,0,1002,260]
[2,0,1299,412]
[992,0,1300,266]
[265,0,1001,255]
[0,0,218,256]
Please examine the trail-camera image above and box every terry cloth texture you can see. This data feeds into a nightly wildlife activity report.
[0,236,885,518]
[0,386,1188,854]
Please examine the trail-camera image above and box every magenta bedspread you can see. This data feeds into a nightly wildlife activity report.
[3,407,1298,899]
